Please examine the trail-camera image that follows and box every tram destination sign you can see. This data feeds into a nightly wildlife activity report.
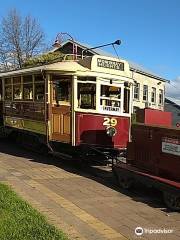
[97,58,124,71]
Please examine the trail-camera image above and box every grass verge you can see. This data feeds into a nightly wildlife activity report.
[0,183,68,240]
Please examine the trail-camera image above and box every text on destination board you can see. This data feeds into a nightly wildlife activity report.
[97,58,124,71]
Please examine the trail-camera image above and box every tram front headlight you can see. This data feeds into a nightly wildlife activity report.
[106,126,117,137]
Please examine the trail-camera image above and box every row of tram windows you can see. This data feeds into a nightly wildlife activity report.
[52,76,130,113]
[76,77,130,113]
[0,75,44,101]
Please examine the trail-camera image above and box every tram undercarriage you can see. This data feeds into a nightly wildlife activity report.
[4,125,126,165]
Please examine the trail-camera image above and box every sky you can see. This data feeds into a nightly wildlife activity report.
[0,0,179,98]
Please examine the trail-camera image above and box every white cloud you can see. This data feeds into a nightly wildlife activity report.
[166,77,180,99]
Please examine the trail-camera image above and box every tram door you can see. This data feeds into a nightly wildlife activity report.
[51,76,71,143]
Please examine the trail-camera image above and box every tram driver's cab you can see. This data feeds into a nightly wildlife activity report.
[49,55,132,152]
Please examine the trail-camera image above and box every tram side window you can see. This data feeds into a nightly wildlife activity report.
[4,78,12,100]
[78,83,96,109]
[34,75,45,101]
[13,76,22,100]
[5,86,12,100]
[23,75,33,100]
[14,85,22,100]
[34,83,44,101]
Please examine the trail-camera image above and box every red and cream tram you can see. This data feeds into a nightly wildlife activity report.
[0,55,133,160]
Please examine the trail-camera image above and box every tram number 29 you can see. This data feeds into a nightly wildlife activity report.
[103,117,117,127]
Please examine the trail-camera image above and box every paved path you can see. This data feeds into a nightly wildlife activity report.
[0,140,179,240]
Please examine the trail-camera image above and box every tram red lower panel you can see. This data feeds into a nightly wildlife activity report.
[75,112,130,149]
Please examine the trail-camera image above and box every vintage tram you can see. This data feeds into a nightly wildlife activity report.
[0,55,133,161]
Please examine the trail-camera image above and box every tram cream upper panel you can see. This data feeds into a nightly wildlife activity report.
[0,55,131,79]
[0,61,89,77]
[79,55,131,78]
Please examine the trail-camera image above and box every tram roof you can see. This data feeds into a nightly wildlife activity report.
[0,61,88,77]
[52,39,169,82]
[0,55,131,80]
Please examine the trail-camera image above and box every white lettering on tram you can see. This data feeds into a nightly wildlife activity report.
[97,58,124,71]
[162,137,180,156]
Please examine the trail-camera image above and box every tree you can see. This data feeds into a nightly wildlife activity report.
[0,9,45,70]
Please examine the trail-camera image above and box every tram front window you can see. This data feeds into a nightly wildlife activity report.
[100,85,121,113]
[78,83,96,109]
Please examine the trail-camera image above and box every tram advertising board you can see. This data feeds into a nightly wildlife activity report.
[162,137,180,156]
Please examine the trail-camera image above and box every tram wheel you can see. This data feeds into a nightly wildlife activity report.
[163,191,180,211]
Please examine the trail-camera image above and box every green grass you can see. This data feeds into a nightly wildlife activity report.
[0,183,68,240]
